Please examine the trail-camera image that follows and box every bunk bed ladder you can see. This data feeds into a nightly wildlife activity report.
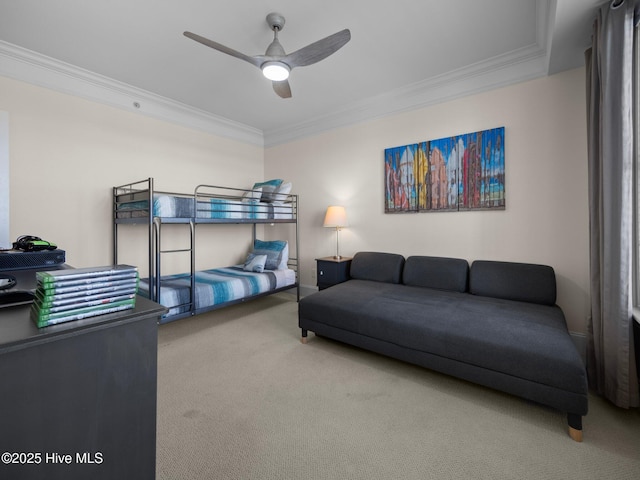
[113,177,156,301]
[190,218,196,316]
[153,217,160,304]
[295,194,300,302]
[148,178,155,302]
[153,217,196,315]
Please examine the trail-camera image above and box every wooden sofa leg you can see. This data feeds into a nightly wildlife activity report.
[569,427,583,442]
[568,414,583,442]
[301,328,308,344]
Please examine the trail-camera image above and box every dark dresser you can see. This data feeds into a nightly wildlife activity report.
[0,294,166,480]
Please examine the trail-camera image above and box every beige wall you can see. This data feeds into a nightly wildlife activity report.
[265,67,590,334]
[0,75,264,274]
[0,68,590,334]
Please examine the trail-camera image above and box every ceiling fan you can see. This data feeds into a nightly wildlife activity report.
[184,12,351,99]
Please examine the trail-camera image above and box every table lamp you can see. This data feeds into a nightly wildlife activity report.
[323,206,348,259]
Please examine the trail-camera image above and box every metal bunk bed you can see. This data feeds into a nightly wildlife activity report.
[113,178,299,323]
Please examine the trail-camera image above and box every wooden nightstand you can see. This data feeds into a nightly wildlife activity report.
[316,256,352,290]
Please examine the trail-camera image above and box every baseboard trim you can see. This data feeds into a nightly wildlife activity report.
[299,284,318,298]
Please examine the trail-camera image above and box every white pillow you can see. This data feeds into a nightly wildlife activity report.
[243,254,267,272]
[272,182,292,203]
[278,242,289,270]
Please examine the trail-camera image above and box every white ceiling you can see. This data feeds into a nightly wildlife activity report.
[0,0,601,146]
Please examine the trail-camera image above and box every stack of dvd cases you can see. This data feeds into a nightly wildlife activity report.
[31,265,139,327]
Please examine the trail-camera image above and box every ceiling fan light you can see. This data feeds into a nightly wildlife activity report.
[262,62,290,81]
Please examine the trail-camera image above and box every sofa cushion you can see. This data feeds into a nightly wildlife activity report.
[469,260,556,306]
[349,252,405,284]
[403,256,468,292]
[298,280,585,395]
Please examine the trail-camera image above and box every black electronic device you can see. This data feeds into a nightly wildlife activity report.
[0,249,66,271]
[12,235,57,252]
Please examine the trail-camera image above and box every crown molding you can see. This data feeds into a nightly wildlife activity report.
[0,1,553,149]
[0,40,264,147]
[263,0,553,147]
[263,44,549,147]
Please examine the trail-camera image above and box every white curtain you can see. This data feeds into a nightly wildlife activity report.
[586,0,640,408]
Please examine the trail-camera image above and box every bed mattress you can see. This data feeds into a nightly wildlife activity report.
[117,194,293,220]
[138,266,296,317]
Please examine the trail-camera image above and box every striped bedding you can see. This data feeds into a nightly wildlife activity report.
[138,266,296,318]
[117,194,293,220]
[200,198,292,219]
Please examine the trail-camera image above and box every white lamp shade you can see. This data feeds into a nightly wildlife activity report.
[323,206,348,228]
[262,62,290,81]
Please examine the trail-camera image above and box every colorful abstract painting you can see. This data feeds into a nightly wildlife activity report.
[385,127,505,213]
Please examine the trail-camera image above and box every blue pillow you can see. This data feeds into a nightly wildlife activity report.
[252,179,283,203]
[253,239,287,270]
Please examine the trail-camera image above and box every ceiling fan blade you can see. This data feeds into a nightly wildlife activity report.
[183,31,262,68]
[283,29,351,68]
[273,80,292,98]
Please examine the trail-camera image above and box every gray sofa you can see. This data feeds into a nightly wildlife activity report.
[298,252,588,441]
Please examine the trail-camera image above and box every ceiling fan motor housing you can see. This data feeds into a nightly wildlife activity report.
[266,13,286,32]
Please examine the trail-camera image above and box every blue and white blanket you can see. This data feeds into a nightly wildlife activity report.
[117,195,293,220]
[139,266,295,317]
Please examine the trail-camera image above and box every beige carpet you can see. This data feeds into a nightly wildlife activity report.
[156,294,640,480]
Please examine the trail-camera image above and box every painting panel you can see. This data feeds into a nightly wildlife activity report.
[458,127,505,210]
[480,127,505,209]
[384,144,418,212]
[421,138,459,212]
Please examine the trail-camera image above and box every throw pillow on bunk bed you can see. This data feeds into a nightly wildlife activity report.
[252,179,283,203]
[272,182,292,204]
[243,186,262,202]
[243,254,268,272]
[252,239,288,270]
[278,242,289,270]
